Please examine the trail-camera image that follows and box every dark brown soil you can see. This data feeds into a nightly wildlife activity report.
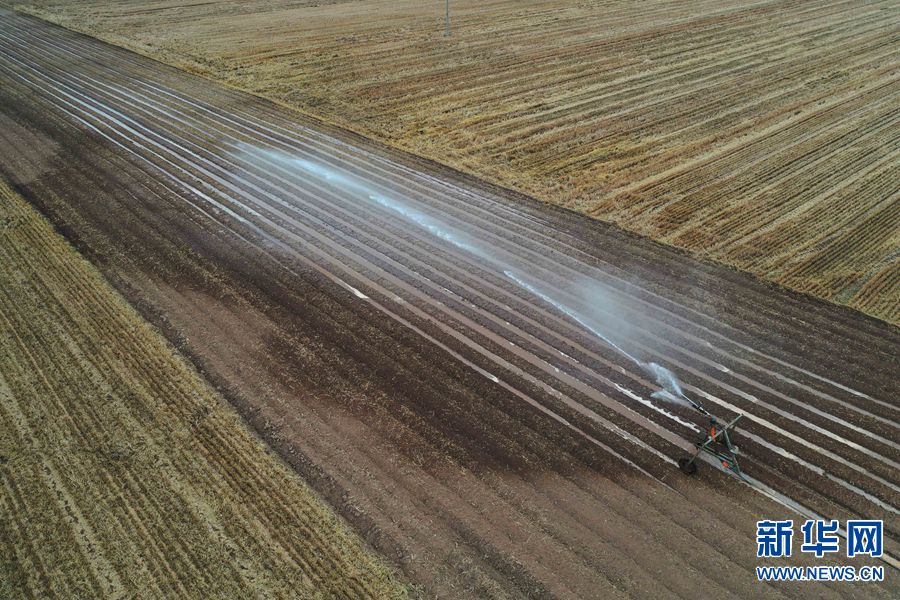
[0,10,897,598]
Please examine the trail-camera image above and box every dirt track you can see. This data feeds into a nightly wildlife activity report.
[1,10,898,598]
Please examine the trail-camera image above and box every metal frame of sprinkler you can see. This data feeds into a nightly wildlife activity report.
[677,395,746,480]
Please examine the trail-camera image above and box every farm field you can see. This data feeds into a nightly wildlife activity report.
[1,11,898,596]
[8,0,900,324]
[0,180,407,599]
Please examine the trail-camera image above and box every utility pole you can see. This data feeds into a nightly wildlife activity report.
[444,0,451,37]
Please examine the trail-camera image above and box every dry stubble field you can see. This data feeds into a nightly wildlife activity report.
[9,0,900,325]
[0,181,408,599]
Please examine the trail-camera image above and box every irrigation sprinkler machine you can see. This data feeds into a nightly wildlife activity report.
[646,362,746,480]
[677,394,746,480]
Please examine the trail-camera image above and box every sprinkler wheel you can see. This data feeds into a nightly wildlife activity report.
[678,457,697,475]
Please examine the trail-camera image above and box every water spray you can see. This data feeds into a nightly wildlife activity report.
[264,151,745,479]
[502,270,745,479]
[504,271,701,410]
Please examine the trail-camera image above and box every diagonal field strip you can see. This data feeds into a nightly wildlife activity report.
[3,3,896,528]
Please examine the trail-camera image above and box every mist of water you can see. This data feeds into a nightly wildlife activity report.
[503,270,641,365]
[234,146,697,410]
[368,193,484,258]
[237,144,489,256]
[505,270,694,409]
[645,362,694,408]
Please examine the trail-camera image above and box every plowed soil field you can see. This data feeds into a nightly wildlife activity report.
[1,9,898,598]
[0,180,407,599]
[8,0,899,324]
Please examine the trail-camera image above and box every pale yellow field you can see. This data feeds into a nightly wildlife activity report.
[0,181,408,598]
[9,0,900,324]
